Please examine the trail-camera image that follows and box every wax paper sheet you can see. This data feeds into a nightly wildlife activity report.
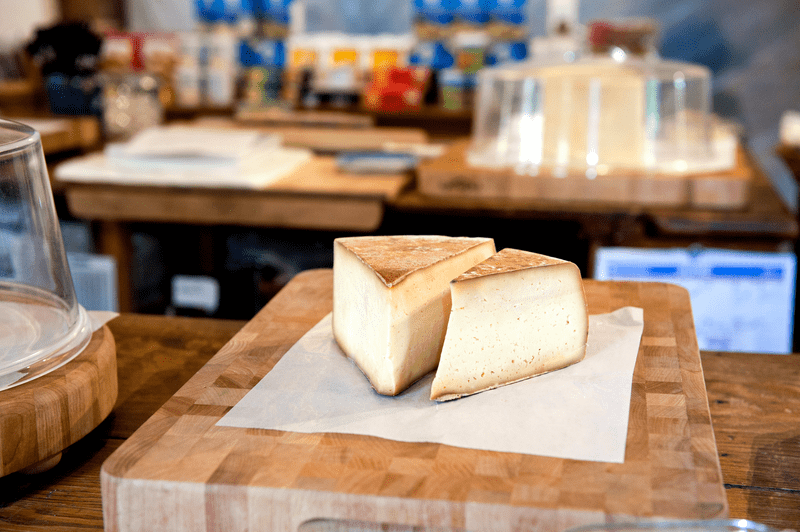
[218,307,643,463]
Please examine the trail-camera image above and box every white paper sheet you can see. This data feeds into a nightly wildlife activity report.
[54,125,311,189]
[112,126,271,160]
[55,147,311,189]
[218,307,644,463]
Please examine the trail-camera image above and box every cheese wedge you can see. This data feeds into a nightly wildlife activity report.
[333,235,496,396]
[431,248,588,401]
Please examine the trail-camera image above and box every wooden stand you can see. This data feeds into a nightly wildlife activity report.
[38,116,101,155]
[0,325,118,477]
[195,116,428,153]
[418,140,754,209]
[101,270,727,531]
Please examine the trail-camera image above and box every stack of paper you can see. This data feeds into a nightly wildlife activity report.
[56,125,312,189]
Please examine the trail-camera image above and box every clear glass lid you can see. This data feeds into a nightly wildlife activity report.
[468,42,737,177]
[0,118,91,390]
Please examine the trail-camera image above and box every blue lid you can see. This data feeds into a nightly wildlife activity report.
[409,41,454,69]
[239,39,285,67]
[336,152,418,174]
[486,41,527,65]
[439,67,466,85]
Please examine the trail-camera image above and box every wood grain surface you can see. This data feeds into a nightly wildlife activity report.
[38,117,100,155]
[0,325,117,478]
[62,155,411,232]
[195,116,428,153]
[235,107,376,129]
[649,147,797,239]
[101,269,728,532]
[417,140,753,210]
[0,315,245,532]
[0,311,796,530]
[703,351,800,528]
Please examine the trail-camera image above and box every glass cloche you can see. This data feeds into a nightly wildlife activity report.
[0,119,91,390]
[468,21,736,178]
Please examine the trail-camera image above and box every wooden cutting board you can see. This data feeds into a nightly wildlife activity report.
[101,269,727,532]
[417,140,753,210]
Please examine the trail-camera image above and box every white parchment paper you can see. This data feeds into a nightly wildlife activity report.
[218,307,644,463]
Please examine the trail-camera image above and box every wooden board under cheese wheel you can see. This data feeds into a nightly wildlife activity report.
[101,269,727,532]
[416,140,753,210]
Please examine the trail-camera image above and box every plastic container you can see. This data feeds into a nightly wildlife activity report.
[205,28,239,107]
[439,67,468,110]
[101,33,164,140]
[0,119,91,389]
[468,46,736,177]
[102,70,164,139]
[452,30,491,74]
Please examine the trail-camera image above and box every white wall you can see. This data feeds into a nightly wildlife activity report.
[127,0,196,32]
[0,0,60,47]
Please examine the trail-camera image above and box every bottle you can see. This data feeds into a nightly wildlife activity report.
[101,33,164,140]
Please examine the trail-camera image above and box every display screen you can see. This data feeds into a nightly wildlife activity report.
[593,247,796,354]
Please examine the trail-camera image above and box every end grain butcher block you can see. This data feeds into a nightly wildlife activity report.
[0,325,117,477]
[101,270,727,532]
[417,140,753,209]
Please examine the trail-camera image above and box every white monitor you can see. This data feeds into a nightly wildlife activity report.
[593,247,796,354]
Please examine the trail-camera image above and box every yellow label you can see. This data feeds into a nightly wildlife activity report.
[332,49,358,65]
[291,49,317,68]
[372,49,399,69]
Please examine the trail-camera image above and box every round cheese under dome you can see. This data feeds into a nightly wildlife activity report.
[467,47,735,178]
[0,119,91,390]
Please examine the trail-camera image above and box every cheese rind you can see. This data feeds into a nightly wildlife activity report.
[333,235,496,396]
[430,248,588,401]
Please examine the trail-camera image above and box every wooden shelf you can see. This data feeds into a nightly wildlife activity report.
[165,105,235,120]
[235,103,472,139]
[0,79,38,100]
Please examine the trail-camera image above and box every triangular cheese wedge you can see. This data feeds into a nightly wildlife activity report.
[431,248,589,401]
[333,235,496,396]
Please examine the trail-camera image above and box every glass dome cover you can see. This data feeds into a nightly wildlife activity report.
[467,47,736,178]
[0,118,91,390]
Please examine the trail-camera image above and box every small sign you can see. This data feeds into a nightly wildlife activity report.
[172,275,220,314]
[594,247,797,354]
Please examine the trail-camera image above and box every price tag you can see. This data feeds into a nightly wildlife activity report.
[171,275,220,313]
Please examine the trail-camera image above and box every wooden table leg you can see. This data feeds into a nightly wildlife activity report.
[95,221,134,313]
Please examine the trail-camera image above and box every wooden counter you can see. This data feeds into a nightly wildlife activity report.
[56,123,797,317]
[394,145,797,245]
[58,154,412,313]
[0,278,797,530]
[63,156,411,231]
